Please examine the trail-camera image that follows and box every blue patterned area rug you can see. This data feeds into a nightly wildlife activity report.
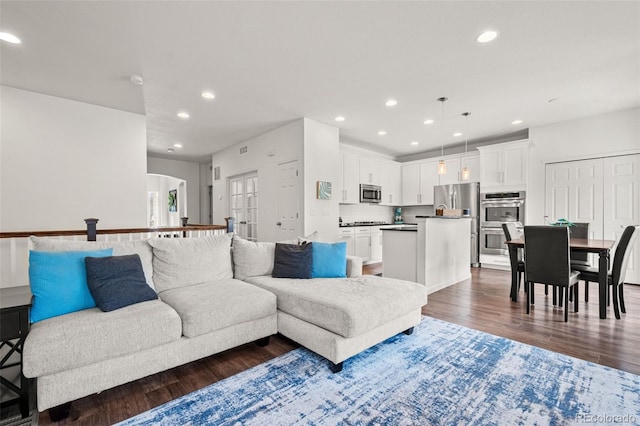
[117,317,640,425]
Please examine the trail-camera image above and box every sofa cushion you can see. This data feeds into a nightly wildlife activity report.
[232,236,275,280]
[148,234,233,293]
[23,299,181,378]
[30,236,156,290]
[311,242,347,278]
[85,254,158,312]
[29,249,113,323]
[242,275,427,339]
[272,242,313,279]
[159,279,276,338]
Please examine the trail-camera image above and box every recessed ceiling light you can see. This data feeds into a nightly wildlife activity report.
[511,120,523,125]
[411,141,419,146]
[173,143,183,148]
[177,112,190,119]
[201,91,215,100]
[453,132,463,137]
[167,148,174,153]
[335,116,345,122]
[378,130,387,136]
[476,30,498,43]
[423,119,434,125]
[0,32,21,44]
[385,99,398,107]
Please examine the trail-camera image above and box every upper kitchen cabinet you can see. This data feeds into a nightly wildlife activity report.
[436,153,480,185]
[379,160,402,206]
[478,140,529,191]
[401,160,439,206]
[359,157,380,185]
[340,152,360,204]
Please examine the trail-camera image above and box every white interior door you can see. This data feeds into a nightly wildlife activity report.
[277,160,299,241]
[229,171,258,241]
[603,154,640,284]
[545,159,603,239]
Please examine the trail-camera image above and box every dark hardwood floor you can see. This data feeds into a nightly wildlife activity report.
[31,264,640,425]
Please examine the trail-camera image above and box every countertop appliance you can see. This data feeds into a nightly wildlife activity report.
[360,184,382,203]
[434,182,480,266]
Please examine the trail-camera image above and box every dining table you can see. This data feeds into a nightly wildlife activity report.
[505,237,615,319]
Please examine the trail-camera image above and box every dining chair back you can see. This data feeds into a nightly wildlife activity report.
[578,225,638,319]
[612,225,639,287]
[503,223,525,297]
[524,225,580,322]
[569,222,590,268]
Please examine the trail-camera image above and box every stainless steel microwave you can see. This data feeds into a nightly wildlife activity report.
[360,184,382,203]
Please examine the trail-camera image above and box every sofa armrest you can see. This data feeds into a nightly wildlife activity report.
[346,256,363,277]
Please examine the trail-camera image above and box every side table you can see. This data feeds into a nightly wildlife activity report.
[0,286,32,419]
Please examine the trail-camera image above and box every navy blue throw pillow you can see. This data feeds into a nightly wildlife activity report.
[85,254,157,312]
[272,242,313,279]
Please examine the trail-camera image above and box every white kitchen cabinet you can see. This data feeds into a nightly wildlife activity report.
[419,160,439,205]
[370,226,383,262]
[401,160,439,206]
[402,163,421,205]
[478,140,528,191]
[379,160,402,206]
[354,227,371,261]
[438,157,461,185]
[338,227,355,256]
[340,152,360,204]
[460,154,481,183]
[359,157,380,185]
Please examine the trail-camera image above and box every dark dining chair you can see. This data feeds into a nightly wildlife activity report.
[578,225,638,319]
[524,226,580,322]
[566,222,592,301]
[502,223,525,294]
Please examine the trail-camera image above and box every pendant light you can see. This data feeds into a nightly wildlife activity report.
[461,112,471,180]
[437,97,448,175]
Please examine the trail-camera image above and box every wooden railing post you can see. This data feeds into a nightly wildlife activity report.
[181,217,188,238]
[84,218,99,241]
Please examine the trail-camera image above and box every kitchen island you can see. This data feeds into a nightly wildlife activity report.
[382,216,471,294]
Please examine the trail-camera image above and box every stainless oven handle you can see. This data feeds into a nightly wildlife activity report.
[480,200,524,206]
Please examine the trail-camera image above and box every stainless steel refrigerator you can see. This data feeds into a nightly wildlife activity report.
[434,182,480,266]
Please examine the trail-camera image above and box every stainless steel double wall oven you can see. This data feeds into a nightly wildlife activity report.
[479,191,526,256]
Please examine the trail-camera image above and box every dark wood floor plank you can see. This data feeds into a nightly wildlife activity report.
[33,264,640,425]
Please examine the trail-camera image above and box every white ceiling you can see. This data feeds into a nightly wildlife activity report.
[1,1,638,163]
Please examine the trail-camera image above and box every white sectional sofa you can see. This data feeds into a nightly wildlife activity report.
[23,233,428,420]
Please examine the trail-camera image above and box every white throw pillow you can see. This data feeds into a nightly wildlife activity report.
[30,236,156,289]
[148,234,233,293]
[232,236,275,280]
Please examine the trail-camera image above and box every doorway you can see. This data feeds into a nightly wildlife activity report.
[229,171,258,241]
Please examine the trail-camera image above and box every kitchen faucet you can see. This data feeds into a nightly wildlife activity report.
[436,203,449,210]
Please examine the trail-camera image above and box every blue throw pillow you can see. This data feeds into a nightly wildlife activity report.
[311,242,347,278]
[272,242,313,279]
[85,254,157,312]
[29,249,113,323]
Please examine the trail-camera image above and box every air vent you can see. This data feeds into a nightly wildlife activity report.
[214,166,220,181]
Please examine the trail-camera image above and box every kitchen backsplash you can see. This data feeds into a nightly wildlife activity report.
[339,204,395,224]
[396,205,434,224]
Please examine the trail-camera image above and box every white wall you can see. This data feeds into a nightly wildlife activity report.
[0,86,147,231]
[211,120,304,242]
[303,119,340,241]
[147,156,201,224]
[527,107,640,225]
[146,174,186,227]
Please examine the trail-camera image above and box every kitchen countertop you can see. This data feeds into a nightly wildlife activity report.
[380,226,418,231]
[339,223,393,227]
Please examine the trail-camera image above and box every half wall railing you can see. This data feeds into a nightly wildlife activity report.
[0,218,230,288]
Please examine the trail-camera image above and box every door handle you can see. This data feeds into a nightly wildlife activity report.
[276,222,282,227]
[239,221,247,224]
